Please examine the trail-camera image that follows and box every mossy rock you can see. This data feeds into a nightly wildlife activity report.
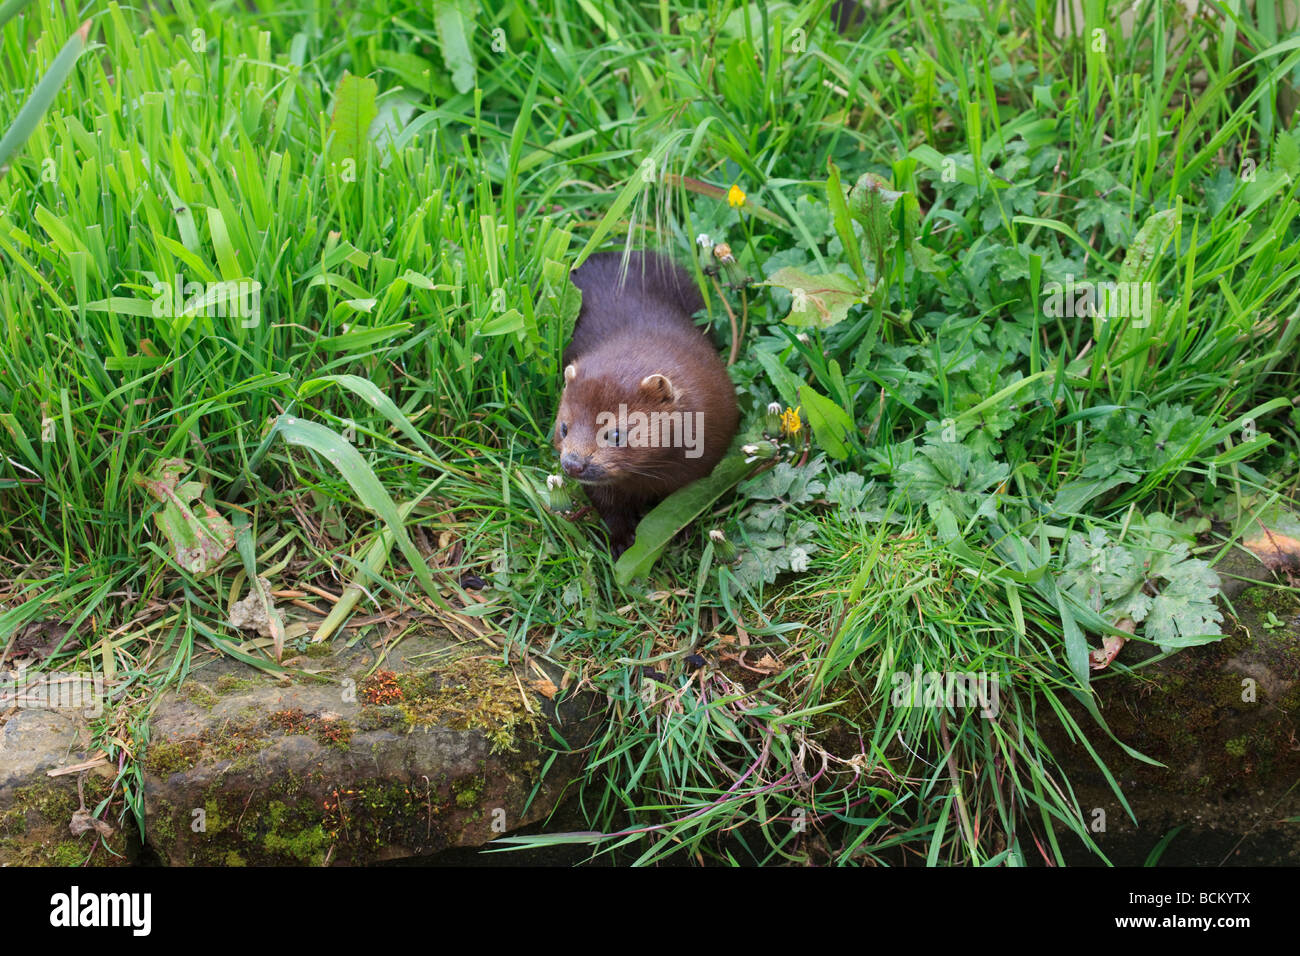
[1040,580,1300,865]
[142,627,603,865]
[0,708,132,866]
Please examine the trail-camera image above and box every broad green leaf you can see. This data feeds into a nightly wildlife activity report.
[826,161,867,283]
[767,266,862,329]
[799,385,854,460]
[1119,206,1179,282]
[479,308,525,336]
[847,171,903,277]
[1055,590,1091,687]
[615,451,753,585]
[399,269,437,290]
[752,346,804,410]
[435,0,477,94]
[206,206,242,280]
[327,72,378,165]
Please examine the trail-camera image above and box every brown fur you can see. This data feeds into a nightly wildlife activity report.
[554,251,739,556]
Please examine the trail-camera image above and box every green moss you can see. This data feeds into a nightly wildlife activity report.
[15,785,72,825]
[215,674,258,695]
[263,823,329,863]
[261,803,330,864]
[148,766,516,865]
[50,842,86,866]
[0,835,93,867]
[384,656,541,754]
[0,807,27,836]
[278,771,304,799]
[179,682,219,709]
[234,705,265,724]
[203,797,225,835]
[1241,585,1298,615]
[9,778,111,827]
[303,642,334,659]
[453,775,485,809]
[0,779,122,866]
[1225,737,1248,758]
[150,807,176,846]
[317,778,456,854]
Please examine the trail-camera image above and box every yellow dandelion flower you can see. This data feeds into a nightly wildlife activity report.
[727,184,747,208]
[782,405,803,436]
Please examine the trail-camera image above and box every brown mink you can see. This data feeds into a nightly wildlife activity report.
[553,250,740,557]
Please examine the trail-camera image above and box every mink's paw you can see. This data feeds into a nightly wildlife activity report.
[609,537,633,560]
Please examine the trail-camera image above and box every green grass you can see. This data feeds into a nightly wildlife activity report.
[1,0,1298,865]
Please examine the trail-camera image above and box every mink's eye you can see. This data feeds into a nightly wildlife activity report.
[607,429,621,446]
[559,422,568,438]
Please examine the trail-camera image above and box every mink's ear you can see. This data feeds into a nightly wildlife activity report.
[639,373,675,403]
[564,363,577,383]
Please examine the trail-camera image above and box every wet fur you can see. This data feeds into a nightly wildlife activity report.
[554,251,739,556]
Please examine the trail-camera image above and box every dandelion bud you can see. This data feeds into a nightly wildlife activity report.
[709,528,738,564]
[545,474,576,513]
[697,239,717,274]
[764,402,783,438]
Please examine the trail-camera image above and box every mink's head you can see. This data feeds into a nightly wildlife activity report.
[553,360,687,490]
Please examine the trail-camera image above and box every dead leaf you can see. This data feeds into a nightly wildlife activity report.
[69,808,114,838]
[1089,617,1137,671]
[531,678,558,699]
[68,772,114,839]
[1243,528,1300,571]
[133,458,234,575]
[228,577,286,662]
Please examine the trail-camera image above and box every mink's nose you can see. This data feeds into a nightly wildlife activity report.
[561,453,587,478]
